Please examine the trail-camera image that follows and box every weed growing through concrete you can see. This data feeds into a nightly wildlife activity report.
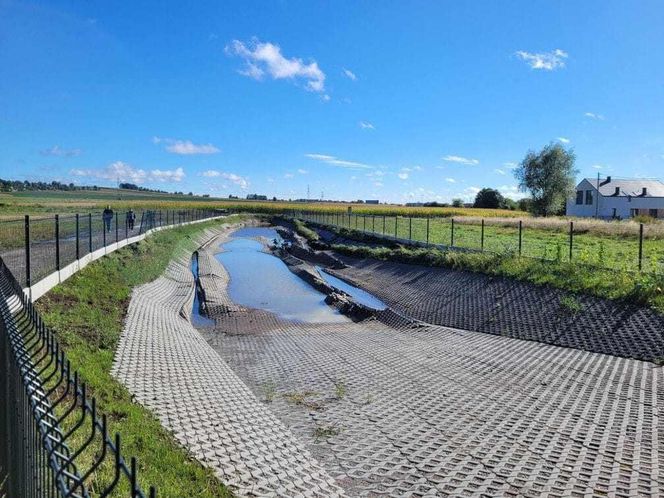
[262,381,276,403]
[283,391,323,411]
[334,380,347,400]
[560,295,583,314]
[313,425,340,442]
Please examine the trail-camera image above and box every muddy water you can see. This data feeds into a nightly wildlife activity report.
[316,267,387,310]
[215,229,348,323]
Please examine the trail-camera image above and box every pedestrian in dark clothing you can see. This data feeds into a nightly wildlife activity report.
[102,206,114,233]
[126,209,136,230]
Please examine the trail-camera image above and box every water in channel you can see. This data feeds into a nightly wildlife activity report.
[315,267,388,310]
[215,228,348,323]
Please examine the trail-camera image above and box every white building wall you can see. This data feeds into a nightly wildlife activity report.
[566,179,664,219]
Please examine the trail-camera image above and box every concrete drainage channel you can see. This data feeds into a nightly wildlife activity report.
[117,221,664,497]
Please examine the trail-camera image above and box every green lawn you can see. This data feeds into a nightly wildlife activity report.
[308,213,664,273]
[35,217,244,497]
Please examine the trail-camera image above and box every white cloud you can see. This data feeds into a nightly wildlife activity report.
[342,68,357,81]
[199,170,249,189]
[445,178,456,183]
[70,161,185,184]
[297,168,308,174]
[153,137,220,155]
[359,121,375,130]
[398,172,409,180]
[442,155,479,165]
[515,49,568,70]
[498,185,527,200]
[503,162,518,169]
[305,153,375,169]
[40,145,82,157]
[592,164,604,169]
[284,173,294,178]
[557,137,571,144]
[226,38,326,93]
[494,169,506,175]
[584,112,605,120]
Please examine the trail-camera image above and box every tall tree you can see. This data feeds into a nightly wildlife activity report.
[473,188,505,209]
[515,143,577,216]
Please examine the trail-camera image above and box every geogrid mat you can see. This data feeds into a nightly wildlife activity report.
[112,227,344,497]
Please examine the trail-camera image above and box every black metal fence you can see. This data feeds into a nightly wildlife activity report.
[0,208,224,290]
[0,257,155,497]
[0,207,227,496]
[293,210,664,274]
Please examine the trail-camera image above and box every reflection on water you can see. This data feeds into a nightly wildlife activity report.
[231,226,282,243]
[190,255,216,327]
[316,267,387,310]
[216,232,348,323]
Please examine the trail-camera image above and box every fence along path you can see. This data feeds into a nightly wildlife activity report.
[0,208,224,497]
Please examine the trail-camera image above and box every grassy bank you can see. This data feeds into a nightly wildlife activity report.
[301,214,664,273]
[35,216,245,497]
[309,221,664,313]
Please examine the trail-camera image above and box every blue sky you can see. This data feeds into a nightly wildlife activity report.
[1,0,663,203]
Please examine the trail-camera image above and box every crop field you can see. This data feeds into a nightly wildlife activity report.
[0,188,523,218]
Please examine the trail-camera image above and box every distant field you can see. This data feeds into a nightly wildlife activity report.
[0,188,524,218]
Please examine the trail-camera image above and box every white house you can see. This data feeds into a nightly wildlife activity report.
[566,176,664,219]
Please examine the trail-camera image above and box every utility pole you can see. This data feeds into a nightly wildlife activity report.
[595,172,600,219]
[307,184,310,200]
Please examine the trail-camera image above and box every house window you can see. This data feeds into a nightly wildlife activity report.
[650,209,658,218]
[585,190,593,205]
[575,191,583,205]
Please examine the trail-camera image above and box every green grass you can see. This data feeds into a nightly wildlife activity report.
[35,216,246,497]
[304,213,664,273]
[330,243,664,313]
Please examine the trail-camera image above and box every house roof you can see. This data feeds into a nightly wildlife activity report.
[583,178,664,197]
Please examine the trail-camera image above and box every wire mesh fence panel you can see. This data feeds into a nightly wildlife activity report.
[58,214,79,269]
[482,220,519,255]
[29,216,58,284]
[0,218,27,286]
[452,221,482,250]
[427,217,450,245]
[91,212,106,252]
[643,225,664,273]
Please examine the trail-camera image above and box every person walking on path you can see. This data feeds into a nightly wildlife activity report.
[126,209,136,230]
[103,205,114,233]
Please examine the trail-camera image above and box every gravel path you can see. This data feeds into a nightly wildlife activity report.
[112,226,344,497]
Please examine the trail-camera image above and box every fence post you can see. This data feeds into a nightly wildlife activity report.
[569,221,573,261]
[426,216,430,245]
[638,223,644,271]
[518,220,523,256]
[372,215,375,233]
[76,214,80,260]
[103,214,106,248]
[125,212,128,240]
[395,217,398,238]
[409,216,412,241]
[481,219,485,251]
[383,215,386,234]
[24,215,30,288]
[363,215,366,232]
[451,218,455,247]
[115,212,119,243]
[55,214,60,271]
[88,213,92,254]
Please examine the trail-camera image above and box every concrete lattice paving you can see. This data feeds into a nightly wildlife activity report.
[207,317,663,497]
[112,227,344,497]
[114,225,664,497]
